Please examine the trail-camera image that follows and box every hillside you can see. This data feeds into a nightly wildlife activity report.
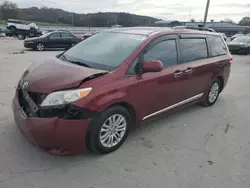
[15,7,159,27]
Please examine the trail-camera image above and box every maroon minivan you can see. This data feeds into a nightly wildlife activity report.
[12,27,232,155]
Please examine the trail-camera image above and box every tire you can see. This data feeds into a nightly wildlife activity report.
[17,34,25,40]
[36,43,44,51]
[9,26,16,32]
[201,79,221,107]
[87,106,131,154]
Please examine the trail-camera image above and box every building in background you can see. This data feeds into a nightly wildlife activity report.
[154,20,250,36]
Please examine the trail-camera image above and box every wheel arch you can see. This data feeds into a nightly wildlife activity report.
[105,102,137,125]
[217,76,224,92]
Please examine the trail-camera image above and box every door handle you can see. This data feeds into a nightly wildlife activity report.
[174,70,183,78]
[183,68,193,75]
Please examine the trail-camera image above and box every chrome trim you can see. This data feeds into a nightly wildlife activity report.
[142,93,204,120]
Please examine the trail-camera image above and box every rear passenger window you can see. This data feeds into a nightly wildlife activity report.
[208,36,227,56]
[144,40,178,67]
[180,38,208,62]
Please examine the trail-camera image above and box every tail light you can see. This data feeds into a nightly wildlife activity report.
[228,57,233,63]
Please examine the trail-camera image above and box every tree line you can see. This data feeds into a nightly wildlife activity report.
[0,1,158,27]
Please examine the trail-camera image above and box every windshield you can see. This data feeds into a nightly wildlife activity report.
[233,37,250,43]
[61,32,146,70]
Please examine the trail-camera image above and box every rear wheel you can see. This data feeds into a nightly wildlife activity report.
[36,43,44,51]
[201,79,221,107]
[87,106,131,154]
[9,26,16,32]
[17,34,25,40]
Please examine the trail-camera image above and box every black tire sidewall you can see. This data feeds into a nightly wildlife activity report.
[10,26,16,32]
[87,106,131,154]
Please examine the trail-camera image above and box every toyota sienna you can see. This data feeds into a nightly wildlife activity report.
[12,27,232,155]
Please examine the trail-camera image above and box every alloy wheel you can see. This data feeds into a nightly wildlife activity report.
[36,43,44,51]
[99,114,127,148]
[208,82,219,103]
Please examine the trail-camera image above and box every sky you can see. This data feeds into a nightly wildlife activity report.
[6,0,250,22]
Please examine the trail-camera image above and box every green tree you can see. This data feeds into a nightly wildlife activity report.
[239,17,250,26]
[0,0,19,20]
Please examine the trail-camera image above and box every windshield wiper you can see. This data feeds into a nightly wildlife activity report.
[60,54,91,68]
[61,54,67,61]
[68,60,91,68]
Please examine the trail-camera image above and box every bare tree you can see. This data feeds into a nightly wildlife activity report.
[0,0,19,20]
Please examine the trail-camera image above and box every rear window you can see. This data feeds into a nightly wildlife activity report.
[180,38,208,62]
[208,35,227,56]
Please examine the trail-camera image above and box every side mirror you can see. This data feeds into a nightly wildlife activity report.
[143,60,163,73]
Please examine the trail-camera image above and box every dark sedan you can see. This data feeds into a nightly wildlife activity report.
[24,31,81,51]
[227,36,250,55]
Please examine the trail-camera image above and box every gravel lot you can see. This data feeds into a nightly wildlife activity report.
[0,38,250,188]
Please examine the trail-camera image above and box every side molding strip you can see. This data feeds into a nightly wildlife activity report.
[142,93,204,121]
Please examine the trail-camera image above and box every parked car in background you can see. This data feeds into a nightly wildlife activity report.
[111,25,123,28]
[227,36,250,55]
[6,19,38,32]
[0,28,12,36]
[230,33,244,41]
[13,27,232,155]
[79,32,99,40]
[24,31,81,51]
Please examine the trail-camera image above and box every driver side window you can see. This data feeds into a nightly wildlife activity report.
[144,40,178,67]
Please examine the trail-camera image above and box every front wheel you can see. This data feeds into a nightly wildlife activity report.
[36,43,44,51]
[87,106,131,154]
[201,79,221,107]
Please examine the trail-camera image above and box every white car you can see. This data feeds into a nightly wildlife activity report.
[6,19,38,32]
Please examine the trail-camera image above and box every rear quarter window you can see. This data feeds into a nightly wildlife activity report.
[208,35,227,56]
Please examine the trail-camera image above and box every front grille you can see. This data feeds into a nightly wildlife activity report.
[18,89,32,116]
[18,89,47,117]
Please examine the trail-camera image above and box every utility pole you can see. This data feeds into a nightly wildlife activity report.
[189,10,192,21]
[72,13,74,26]
[203,0,210,28]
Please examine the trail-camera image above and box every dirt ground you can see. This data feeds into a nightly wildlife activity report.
[0,37,250,188]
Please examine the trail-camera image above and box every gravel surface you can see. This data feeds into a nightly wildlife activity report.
[0,38,250,188]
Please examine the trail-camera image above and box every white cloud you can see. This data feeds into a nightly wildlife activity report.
[12,0,250,22]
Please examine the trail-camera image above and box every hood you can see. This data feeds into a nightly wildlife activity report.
[228,41,247,46]
[23,57,108,93]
